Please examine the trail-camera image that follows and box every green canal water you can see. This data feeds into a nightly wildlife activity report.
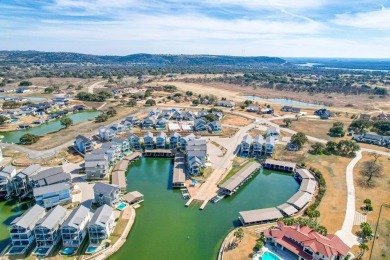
[0,110,101,143]
[0,158,299,259]
[111,158,299,260]
[0,200,29,252]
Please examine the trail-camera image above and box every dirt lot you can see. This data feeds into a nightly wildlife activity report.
[222,114,254,127]
[274,116,354,141]
[222,227,261,260]
[350,153,390,257]
[153,80,390,111]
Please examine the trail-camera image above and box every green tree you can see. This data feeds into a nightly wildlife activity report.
[2,101,21,109]
[360,222,373,240]
[20,134,40,145]
[18,80,32,86]
[363,198,373,212]
[204,113,218,123]
[337,140,360,156]
[317,226,328,236]
[244,100,253,106]
[192,99,199,105]
[307,210,320,221]
[283,118,292,128]
[145,99,156,106]
[255,240,264,251]
[325,141,338,154]
[311,142,325,154]
[185,91,193,96]
[127,99,137,107]
[349,120,372,134]
[329,122,345,137]
[44,87,54,93]
[290,132,308,150]
[106,108,117,117]
[0,115,9,125]
[358,243,369,258]
[95,114,109,123]
[60,116,73,128]
[234,228,244,242]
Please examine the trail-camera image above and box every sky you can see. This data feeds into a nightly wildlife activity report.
[1,0,390,58]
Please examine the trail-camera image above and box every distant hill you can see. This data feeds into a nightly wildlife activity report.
[0,51,286,66]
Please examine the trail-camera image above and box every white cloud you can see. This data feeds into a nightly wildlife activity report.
[332,7,390,30]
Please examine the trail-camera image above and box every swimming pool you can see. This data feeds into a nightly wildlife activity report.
[261,251,282,260]
[34,247,50,256]
[10,119,18,123]
[116,203,128,211]
[61,247,77,255]
[86,246,98,254]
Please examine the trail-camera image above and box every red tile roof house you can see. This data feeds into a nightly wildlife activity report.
[264,222,350,260]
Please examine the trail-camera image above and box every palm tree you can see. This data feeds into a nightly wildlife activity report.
[312,210,320,221]
[234,228,244,243]
[358,243,369,258]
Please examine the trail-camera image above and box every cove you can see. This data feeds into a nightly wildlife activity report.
[243,95,321,107]
[111,158,299,260]
[0,110,101,143]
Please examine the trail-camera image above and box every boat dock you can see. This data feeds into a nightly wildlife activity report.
[124,152,142,162]
[200,200,208,210]
[185,198,194,207]
[218,162,261,196]
[143,149,174,157]
[172,154,186,188]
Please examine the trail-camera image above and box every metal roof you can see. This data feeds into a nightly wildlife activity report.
[89,204,113,228]
[265,159,296,169]
[31,167,64,182]
[242,134,252,144]
[299,179,317,194]
[277,203,299,216]
[296,169,315,180]
[93,182,119,195]
[36,205,67,230]
[239,207,283,224]
[173,154,186,184]
[112,171,126,190]
[17,164,41,178]
[62,205,90,229]
[11,204,45,229]
[33,182,71,197]
[287,191,313,209]
[219,162,261,192]
[85,153,107,162]
[123,191,144,203]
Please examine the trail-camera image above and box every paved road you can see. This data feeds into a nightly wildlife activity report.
[194,123,255,202]
[335,150,363,247]
[88,80,106,94]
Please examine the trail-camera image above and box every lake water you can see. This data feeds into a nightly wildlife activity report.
[111,158,298,260]
[243,95,321,107]
[0,110,101,143]
[0,158,299,259]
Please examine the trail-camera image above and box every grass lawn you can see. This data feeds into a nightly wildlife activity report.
[351,153,390,258]
[110,212,129,245]
[219,159,255,184]
[371,206,390,259]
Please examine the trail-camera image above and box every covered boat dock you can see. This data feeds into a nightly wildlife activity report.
[172,154,186,188]
[239,207,284,226]
[287,190,313,210]
[218,162,261,196]
[264,159,296,172]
